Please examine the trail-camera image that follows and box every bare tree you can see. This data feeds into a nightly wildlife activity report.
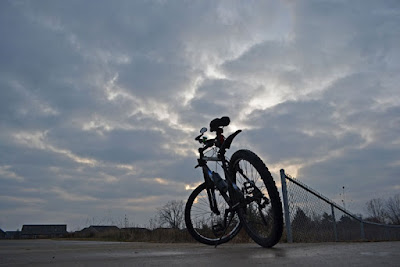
[386,193,400,225]
[148,217,158,230]
[365,198,386,223]
[157,200,184,229]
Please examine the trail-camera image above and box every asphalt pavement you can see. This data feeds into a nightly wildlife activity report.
[0,240,399,266]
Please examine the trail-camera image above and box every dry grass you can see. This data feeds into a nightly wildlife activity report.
[67,228,195,243]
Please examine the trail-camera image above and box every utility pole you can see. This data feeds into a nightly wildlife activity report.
[341,186,346,210]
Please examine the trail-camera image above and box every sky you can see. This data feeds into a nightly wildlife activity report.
[1,0,399,231]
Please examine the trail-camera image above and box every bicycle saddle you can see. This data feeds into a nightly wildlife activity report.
[210,116,230,132]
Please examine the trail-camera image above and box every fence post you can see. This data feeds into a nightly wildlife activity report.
[360,216,365,240]
[384,225,389,241]
[280,169,293,243]
[331,204,338,242]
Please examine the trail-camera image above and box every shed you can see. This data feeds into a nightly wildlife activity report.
[0,228,5,239]
[21,224,67,239]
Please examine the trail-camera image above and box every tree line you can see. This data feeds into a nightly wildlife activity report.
[148,193,400,231]
[365,193,400,224]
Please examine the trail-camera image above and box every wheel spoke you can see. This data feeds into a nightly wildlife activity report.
[230,150,283,247]
[185,183,241,244]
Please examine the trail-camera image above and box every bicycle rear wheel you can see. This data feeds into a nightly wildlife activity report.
[230,149,283,248]
[185,182,241,245]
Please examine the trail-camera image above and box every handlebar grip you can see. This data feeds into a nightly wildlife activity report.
[195,134,202,141]
[199,139,214,152]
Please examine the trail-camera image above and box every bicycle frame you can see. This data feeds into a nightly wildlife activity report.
[196,151,237,215]
[187,118,284,248]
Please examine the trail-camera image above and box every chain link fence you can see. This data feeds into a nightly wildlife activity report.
[280,169,400,243]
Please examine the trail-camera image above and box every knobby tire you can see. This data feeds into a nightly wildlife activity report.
[230,149,283,248]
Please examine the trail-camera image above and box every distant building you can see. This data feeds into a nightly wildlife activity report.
[75,225,119,237]
[82,225,119,233]
[5,231,20,239]
[121,227,150,234]
[0,228,5,239]
[21,225,67,239]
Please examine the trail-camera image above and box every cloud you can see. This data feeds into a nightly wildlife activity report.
[0,166,24,182]
[0,0,399,230]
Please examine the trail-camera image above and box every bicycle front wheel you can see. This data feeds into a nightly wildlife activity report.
[184,182,241,245]
[230,149,283,248]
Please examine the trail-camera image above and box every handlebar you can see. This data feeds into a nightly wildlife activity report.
[194,134,202,141]
[198,138,215,153]
[196,129,241,158]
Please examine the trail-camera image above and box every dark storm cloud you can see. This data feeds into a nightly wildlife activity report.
[0,0,399,229]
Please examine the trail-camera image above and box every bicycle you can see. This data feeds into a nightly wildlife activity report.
[184,116,283,247]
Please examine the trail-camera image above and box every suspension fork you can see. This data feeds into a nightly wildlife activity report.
[200,164,221,215]
[221,158,244,208]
